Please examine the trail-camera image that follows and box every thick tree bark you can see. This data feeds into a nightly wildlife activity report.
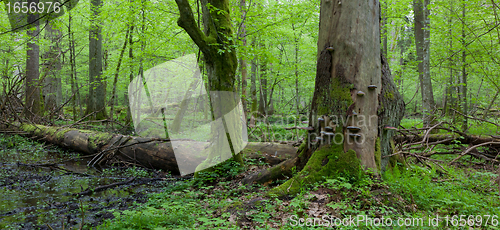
[15,123,297,175]
[313,0,382,170]
[243,0,404,192]
[86,0,107,120]
[25,3,42,121]
[379,55,405,172]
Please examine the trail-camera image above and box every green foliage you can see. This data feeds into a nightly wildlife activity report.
[269,143,364,196]
[0,134,72,163]
[385,164,500,216]
[194,159,244,185]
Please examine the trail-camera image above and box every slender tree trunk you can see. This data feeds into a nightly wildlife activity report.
[294,33,300,142]
[460,3,468,131]
[68,11,76,121]
[382,0,388,58]
[110,28,130,125]
[250,40,258,115]
[42,20,62,116]
[25,2,42,120]
[258,49,267,117]
[239,0,248,118]
[125,25,134,125]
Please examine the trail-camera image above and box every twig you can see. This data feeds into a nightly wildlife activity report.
[450,141,500,164]
[75,177,136,196]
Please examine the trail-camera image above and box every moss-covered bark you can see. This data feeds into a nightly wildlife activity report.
[378,54,406,172]
[175,0,243,170]
[18,124,295,175]
[241,3,405,194]
[269,143,362,196]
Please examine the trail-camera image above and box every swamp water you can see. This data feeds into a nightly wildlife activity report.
[0,134,177,229]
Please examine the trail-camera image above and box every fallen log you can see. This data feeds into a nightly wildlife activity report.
[15,124,298,175]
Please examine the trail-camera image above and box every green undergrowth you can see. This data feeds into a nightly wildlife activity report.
[385,164,500,217]
[96,157,500,229]
[0,134,77,163]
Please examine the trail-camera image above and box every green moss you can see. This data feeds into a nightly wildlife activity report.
[384,91,395,100]
[297,142,307,158]
[268,143,363,196]
[384,140,405,173]
[20,124,77,142]
[87,132,114,151]
[317,77,353,116]
[374,138,381,173]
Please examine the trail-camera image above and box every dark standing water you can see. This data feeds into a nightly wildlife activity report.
[0,134,176,229]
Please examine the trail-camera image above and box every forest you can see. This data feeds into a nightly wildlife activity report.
[0,0,500,228]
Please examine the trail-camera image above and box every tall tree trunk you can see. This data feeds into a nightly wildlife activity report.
[443,6,453,117]
[175,0,243,168]
[294,33,300,142]
[87,0,107,120]
[258,49,267,117]
[242,0,404,192]
[125,25,134,125]
[110,28,130,125]
[382,0,388,58]
[414,0,435,127]
[460,3,468,131]
[69,20,76,121]
[25,2,42,121]
[42,20,63,116]
[250,40,258,115]
[239,0,248,118]
[312,0,382,171]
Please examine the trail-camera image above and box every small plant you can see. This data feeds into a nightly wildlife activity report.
[194,159,244,185]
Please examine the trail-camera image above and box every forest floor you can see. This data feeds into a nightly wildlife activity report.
[1,118,499,229]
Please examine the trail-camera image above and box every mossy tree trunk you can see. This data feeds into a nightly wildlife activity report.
[243,0,405,195]
[15,123,297,175]
[175,0,242,165]
[311,0,382,171]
